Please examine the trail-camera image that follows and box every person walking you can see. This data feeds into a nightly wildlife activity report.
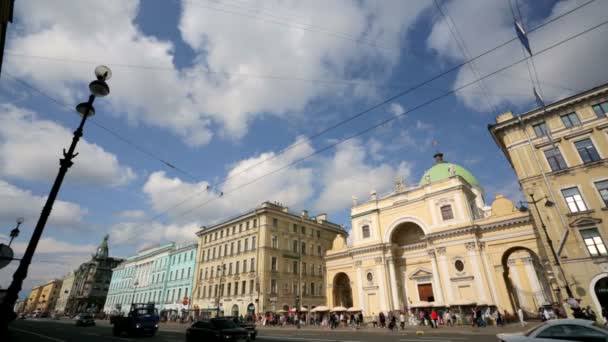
[379,312,386,328]
[445,309,453,327]
[431,309,438,328]
[518,308,527,327]
[399,311,405,330]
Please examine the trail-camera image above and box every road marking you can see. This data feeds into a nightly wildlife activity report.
[9,327,66,342]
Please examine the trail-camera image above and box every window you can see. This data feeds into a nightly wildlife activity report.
[271,257,277,272]
[244,238,249,251]
[235,261,240,274]
[537,324,606,340]
[440,205,454,220]
[250,258,255,272]
[301,242,306,255]
[187,267,191,278]
[575,138,601,163]
[302,262,307,275]
[318,265,322,275]
[593,101,608,118]
[361,225,371,238]
[533,122,548,137]
[210,268,214,278]
[204,268,208,279]
[366,272,373,282]
[562,187,587,213]
[311,283,315,296]
[232,226,235,235]
[292,261,298,274]
[250,280,254,294]
[596,180,608,207]
[230,242,234,255]
[220,230,223,239]
[272,218,278,227]
[227,283,231,296]
[228,263,233,275]
[454,260,465,272]
[271,235,278,249]
[253,219,257,228]
[271,279,277,294]
[243,259,247,273]
[237,240,241,253]
[560,112,580,128]
[246,221,250,229]
[293,240,298,253]
[241,281,246,295]
[234,282,238,295]
[181,269,184,279]
[239,224,242,232]
[317,245,322,256]
[301,226,306,234]
[252,237,256,250]
[311,264,315,276]
[316,230,320,238]
[580,228,608,257]
[544,147,568,172]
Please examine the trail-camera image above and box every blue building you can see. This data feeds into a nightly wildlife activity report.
[161,243,198,316]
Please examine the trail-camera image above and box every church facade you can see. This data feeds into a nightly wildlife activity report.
[326,153,554,316]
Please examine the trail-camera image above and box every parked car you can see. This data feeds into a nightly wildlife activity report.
[186,318,249,342]
[498,319,608,342]
[74,313,95,326]
[224,316,257,340]
[112,303,159,337]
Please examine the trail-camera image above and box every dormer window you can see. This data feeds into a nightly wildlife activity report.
[440,205,454,221]
[361,225,370,239]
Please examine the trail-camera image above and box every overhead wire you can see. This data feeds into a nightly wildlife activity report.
[1,71,200,182]
[157,16,608,225]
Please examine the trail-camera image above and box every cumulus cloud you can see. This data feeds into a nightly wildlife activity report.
[7,0,431,146]
[118,209,147,220]
[109,220,199,248]
[0,104,135,186]
[314,139,412,212]
[0,179,87,229]
[388,102,405,116]
[426,0,608,112]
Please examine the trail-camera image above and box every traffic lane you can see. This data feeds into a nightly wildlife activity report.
[257,329,503,342]
[8,319,185,342]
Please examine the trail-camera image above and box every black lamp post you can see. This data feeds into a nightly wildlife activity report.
[8,217,24,247]
[519,193,574,299]
[0,66,111,331]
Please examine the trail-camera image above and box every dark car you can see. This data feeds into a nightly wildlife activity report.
[225,316,257,340]
[112,303,159,337]
[74,313,95,326]
[186,318,249,342]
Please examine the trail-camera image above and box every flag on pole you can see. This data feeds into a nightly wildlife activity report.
[514,20,532,56]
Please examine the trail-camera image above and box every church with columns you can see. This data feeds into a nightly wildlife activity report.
[326,153,554,316]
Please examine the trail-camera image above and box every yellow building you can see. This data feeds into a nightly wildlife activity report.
[326,153,553,317]
[35,279,63,314]
[24,286,42,313]
[192,202,345,316]
[489,83,608,314]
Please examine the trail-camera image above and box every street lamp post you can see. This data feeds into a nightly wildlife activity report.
[520,193,574,299]
[0,66,111,331]
[8,217,24,247]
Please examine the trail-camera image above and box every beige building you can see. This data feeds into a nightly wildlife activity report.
[54,272,75,315]
[489,83,608,314]
[24,286,41,313]
[326,153,553,316]
[192,202,345,316]
[25,279,63,314]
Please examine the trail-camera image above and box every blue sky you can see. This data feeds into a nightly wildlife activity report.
[1,0,607,295]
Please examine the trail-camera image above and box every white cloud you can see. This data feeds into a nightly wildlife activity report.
[7,0,431,146]
[0,104,135,186]
[118,209,147,220]
[314,139,412,212]
[109,220,199,248]
[388,102,405,116]
[11,237,96,255]
[0,179,87,229]
[426,0,608,112]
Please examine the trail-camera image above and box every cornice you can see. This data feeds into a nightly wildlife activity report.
[563,127,594,140]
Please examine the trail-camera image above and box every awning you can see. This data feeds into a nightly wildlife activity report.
[330,306,348,312]
[346,307,362,312]
[311,306,329,312]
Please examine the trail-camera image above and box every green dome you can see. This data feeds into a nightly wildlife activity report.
[419,161,480,187]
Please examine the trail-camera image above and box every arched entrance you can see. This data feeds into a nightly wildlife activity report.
[332,273,353,308]
[247,303,255,317]
[231,304,239,317]
[390,222,426,246]
[501,247,552,315]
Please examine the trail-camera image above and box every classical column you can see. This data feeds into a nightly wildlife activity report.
[466,242,489,303]
[523,257,546,307]
[388,258,401,310]
[479,242,499,306]
[436,247,454,305]
[375,258,389,312]
[428,250,445,304]
[355,261,367,313]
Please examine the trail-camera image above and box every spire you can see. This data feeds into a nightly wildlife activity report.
[95,234,109,259]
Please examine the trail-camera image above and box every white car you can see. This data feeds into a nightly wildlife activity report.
[498,319,608,342]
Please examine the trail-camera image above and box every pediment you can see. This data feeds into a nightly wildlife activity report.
[409,267,433,279]
[570,217,602,228]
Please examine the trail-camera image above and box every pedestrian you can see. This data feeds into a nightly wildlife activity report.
[431,309,438,328]
[399,311,405,330]
[445,309,453,327]
[517,308,527,327]
[379,312,386,328]
[388,314,396,330]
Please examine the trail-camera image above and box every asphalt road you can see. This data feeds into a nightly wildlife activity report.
[8,319,506,342]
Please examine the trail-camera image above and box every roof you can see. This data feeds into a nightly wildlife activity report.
[419,162,479,188]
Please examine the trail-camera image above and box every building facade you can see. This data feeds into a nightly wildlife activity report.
[103,243,174,314]
[67,235,123,314]
[489,83,608,314]
[163,243,198,314]
[192,202,346,317]
[326,154,553,317]
[24,285,41,313]
[28,279,63,314]
[54,272,75,315]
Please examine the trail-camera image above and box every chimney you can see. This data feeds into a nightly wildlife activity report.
[301,210,308,219]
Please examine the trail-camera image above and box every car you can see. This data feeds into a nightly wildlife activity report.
[498,319,608,342]
[112,303,159,337]
[186,318,250,342]
[224,316,257,340]
[74,313,95,326]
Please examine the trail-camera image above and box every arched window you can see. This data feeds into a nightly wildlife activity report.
[440,205,454,220]
[361,225,370,238]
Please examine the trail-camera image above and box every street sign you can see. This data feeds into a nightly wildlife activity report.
[0,243,14,269]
